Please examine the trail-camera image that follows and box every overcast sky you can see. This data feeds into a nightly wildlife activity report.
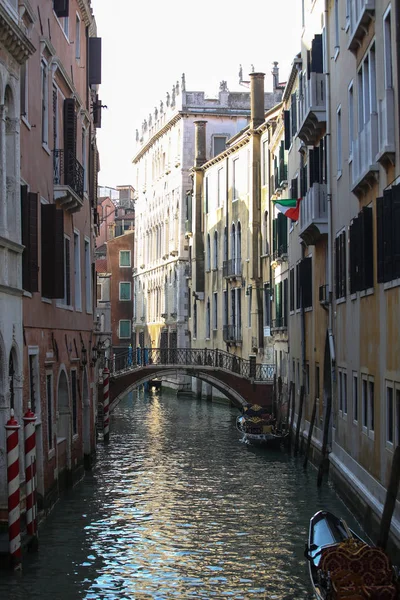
[91,0,302,189]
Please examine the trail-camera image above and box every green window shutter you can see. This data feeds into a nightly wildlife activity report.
[272,218,277,255]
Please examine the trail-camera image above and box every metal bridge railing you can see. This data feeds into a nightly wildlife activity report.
[109,347,275,382]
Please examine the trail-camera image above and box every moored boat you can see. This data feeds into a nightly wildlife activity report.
[236,404,287,449]
[305,510,399,599]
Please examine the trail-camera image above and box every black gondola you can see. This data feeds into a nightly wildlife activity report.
[304,510,399,599]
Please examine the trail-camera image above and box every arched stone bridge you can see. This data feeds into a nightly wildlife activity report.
[106,348,275,410]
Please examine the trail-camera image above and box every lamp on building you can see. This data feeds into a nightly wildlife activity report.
[80,345,87,370]
[91,344,98,366]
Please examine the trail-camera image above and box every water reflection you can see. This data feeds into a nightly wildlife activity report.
[0,388,365,599]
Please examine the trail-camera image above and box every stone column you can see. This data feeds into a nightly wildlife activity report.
[249,73,265,130]
[194,121,207,168]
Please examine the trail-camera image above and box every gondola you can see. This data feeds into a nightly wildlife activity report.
[236,405,288,449]
[304,510,399,599]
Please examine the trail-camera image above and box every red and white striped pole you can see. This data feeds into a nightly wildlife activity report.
[103,367,110,443]
[5,410,21,568]
[23,403,37,542]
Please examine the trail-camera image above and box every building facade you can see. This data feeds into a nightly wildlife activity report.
[0,0,35,521]
[17,0,101,513]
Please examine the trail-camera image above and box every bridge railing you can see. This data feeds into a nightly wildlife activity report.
[109,347,275,382]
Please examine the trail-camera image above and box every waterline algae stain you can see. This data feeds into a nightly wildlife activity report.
[0,388,365,599]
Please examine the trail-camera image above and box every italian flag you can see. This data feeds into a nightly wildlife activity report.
[272,198,301,221]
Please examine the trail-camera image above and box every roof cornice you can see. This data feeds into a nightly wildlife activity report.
[132,113,182,163]
[76,0,93,26]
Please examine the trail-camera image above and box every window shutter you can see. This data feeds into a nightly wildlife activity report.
[289,268,294,312]
[53,0,69,18]
[277,212,287,253]
[275,283,281,322]
[383,189,393,283]
[311,34,323,73]
[28,192,39,292]
[349,221,356,294]
[300,257,312,308]
[284,110,291,149]
[89,38,102,86]
[283,278,288,326]
[65,238,70,305]
[291,177,298,200]
[41,204,65,298]
[272,218,277,255]
[335,235,339,297]
[391,184,400,279]
[63,98,76,157]
[376,196,384,283]
[362,207,373,289]
[21,185,29,290]
[291,93,297,137]
[340,232,346,297]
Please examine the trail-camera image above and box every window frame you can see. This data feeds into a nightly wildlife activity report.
[119,250,131,267]
[119,281,131,301]
[119,319,131,339]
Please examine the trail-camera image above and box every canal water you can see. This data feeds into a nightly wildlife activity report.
[0,388,367,600]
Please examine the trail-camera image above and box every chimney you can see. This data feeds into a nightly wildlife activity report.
[249,72,265,129]
[194,120,207,167]
[272,61,279,90]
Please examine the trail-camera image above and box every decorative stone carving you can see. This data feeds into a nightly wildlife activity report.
[175,80,179,95]
[181,73,186,92]
[171,85,175,106]
[239,64,243,82]
[166,92,170,107]
[154,106,158,120]
[160,100,163,114]
[136,129,139,141]
[219,80,228,92]
[148,114,152,127]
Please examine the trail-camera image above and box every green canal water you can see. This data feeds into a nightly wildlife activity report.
[0,388,367,599]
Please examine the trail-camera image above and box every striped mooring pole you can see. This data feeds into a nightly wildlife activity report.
[23,403,38,543]
[5,409,21,568]
[103,367,110,443]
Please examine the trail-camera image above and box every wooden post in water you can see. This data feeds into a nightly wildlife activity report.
[303,396,317,469]
[377,445,400,550]
[277,376,283,427]
[288,381,296,450]
[317,392,332,487]
[273,373,277,417]
[294,385,305,456]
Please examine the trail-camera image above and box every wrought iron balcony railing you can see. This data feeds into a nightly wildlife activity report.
[54,149,84,200]
[223,259,242,278]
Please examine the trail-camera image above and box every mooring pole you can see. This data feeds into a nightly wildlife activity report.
[23,403,38,548]
[288,381,296,450]
[303,396,317,470]
[103,367,110,444]
[377,445,400,550]
[294,385,305,456]
[317,392,332,487]
[5,410,21,569]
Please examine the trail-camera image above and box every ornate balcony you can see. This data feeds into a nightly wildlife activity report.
[350,114,379,196]
[297,73,326,145]
[54,150,84,213]
[348,0,375,53]
[223,259,242,279]
[299,183,328,245]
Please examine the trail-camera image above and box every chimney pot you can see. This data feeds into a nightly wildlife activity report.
[194,120,207,167]
[249,72,265,129]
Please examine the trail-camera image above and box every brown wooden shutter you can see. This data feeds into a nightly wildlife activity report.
[21,186,39,293]
[21,185,29,290]
[383,189,393,283]
[53,0,69,18]
[89,38,102,85]
[391,184,400,279]
[300,257,312,308]
[349,220,356,294]
[311,34,323,73]
[376,196,384,283]
[340,231,346,297]
[284,111,291,149]
[283,278,288,326]
[362,207,373,290]
[335,235,339,297]
[41,204,65,298]
[65,237,70,305]
[63,98,76,157]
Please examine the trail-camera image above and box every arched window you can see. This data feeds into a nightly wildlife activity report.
[9,352,15,410]
[213,231,218,269]
[207,233,211,271]
[231,224,236,261]
[224,226,228,262]
[206,298,211,338]
[237,222,242,274]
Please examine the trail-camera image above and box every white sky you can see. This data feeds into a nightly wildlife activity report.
[91,0,302,188]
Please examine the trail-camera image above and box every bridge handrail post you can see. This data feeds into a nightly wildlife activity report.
[204,348,207,366]
[249,354,256,380]
[215,348,218,367]
[112,353,116,375]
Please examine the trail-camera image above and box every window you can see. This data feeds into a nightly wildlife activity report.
[289,268,295,312]
[361,374,374,437]
[248,286,252,327]
[213,292,218,330]
[349,207,373,293]
[213,136,227,157]
[339,371,343,412]
[75,14,81,59]
[263,283,271,328]
[334,0,340,49]
[348,82,354,158]
[20,60,28,119]
[217,168,224,208]
[28,352,38,415]
[60,16,69,37]
[206,299,210,338]
[353,372,358,422]
[119,320,131,339]
[387,384,394,444]
[82,127,87,192]
[223,290,228,327]
[41,60,48,145]
[62,236,71,306]
[74,231,81,310]
[206,234,211,271]
[193,302,197,338]
[291,93,297,138]
[262,140,268,185]
[213,231,218,269]
[119,282,131,301]
[362,376,368,428]
[377,184,400,284]
[233,158,239,200]
[205,177,209,213]
[336,107,342,174]
[343,372,348,414]
[71,370,77,436]
[335,230,346,299]
[263,211,269,255]
[119,250,131,267]
[383,8,393,89]
[46,373,53,449]
[368,379,375,434]
[84,239,92,312]
[306,363,310,396]
[300,256,313,309]
[296,263,301,309]
[272,213,288,258]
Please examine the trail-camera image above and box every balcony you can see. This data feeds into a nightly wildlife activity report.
[223,259,242,279]
[299,183,328,245]
[376,89,395,167]
[350,114,379,196]
[271,317,287,331]
[223,324,242,344]
[53,150,84,213]
[348,0,375,53]
[297,73,326,145]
